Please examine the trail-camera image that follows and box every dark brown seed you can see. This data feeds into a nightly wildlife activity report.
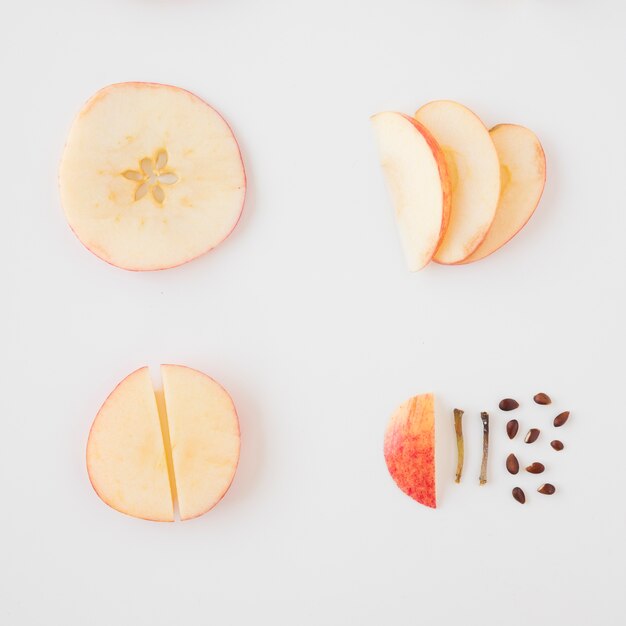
[499,398,519,411]
[512,487,526,504]
[506,453,519,474]
[524,428,540,443]
[553,411,570,427]
[506,419,519,439]
[537,483,556,495]
[551,440,564,451]
[533,392,552,405]
[525,462,545,474]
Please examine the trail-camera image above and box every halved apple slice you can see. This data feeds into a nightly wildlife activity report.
[414,101,500,264]
[460,124,546,264]
[59,82,246,271]
[161,365,240,521]
[86,367,174,522]
[384,393,436,508]
[86,365,241,522]
[371,112,450,271]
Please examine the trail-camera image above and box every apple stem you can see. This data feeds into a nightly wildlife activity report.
[454,409,464,483]
[479,411,489,485]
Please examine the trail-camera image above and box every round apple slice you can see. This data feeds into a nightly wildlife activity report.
[86,367,174,522]
[414,101,500,264]
[371,112,450,271]
[161,365,240,521]
[60,82,246,271]
[384,393,436,508]
[460,124,546,264]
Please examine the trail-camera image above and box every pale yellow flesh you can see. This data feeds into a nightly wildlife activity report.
[371,112,448,271]
[161,365,240,521]
[60,82,245,270]
[415,101,500,264]
[460,124,546,264]
[86,368,174,522]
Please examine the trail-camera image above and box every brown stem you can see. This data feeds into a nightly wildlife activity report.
[454,409,464,483]
[479,411,489,485]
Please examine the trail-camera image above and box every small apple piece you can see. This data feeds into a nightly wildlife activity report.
[161,365,240,521]
[384,393,436,508]
[60,82,246,271]
[461,124,546,264]
[86,367,174,522]
[371,112,450,271]
[414,100,500,264]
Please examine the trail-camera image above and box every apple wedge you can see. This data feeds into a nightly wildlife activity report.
[161,365,240,521]
[60,82,246,271]
[86,365,240,522]
[371,112,450,271]
[384,393,436,508]
[460,124,546,264]
[86,367,174,522]
[414,101,500,264]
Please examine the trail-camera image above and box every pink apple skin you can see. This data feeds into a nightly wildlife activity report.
[384,393,436,508]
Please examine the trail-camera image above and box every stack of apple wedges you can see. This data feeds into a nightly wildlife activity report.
[371,101,546,269]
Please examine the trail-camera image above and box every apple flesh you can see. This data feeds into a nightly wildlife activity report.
[371,112,450,271]
[59,82,246,271]
[161,365,240,521]
[460,124,546,264]
[86,365,240,521]
[414,101,500,264]
[86,367,174,522]
[384,393,436,508]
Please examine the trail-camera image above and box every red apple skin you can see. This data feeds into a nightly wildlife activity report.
[384,393,436,508]
[60,82,247,272]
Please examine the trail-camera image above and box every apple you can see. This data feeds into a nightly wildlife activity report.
[86,365,240,522]
[384,393,436,508]
[371,112,450,271]
[459,124,546,264]
[86,367,175,522]
[414,101,500,264]
[161,365,240,521]
[59,82,246,271]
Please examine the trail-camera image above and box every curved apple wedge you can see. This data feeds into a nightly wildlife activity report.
[460,124,546,264]
[384,393,436,508]
[414,101,500,264]
[371,112,450,271]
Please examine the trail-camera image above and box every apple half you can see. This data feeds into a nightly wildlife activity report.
[371,112,450,271]
[384,393,436,508]
[86,365,240,521]
[459,124,546,264]
[414,101,500,264]
[59,82,246,271]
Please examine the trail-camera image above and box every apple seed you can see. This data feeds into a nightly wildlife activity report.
[554,411,570,427]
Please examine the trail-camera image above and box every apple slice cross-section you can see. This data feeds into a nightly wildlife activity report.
[414,101,500,264]
[384,393,436,508]
[460,124,546,264]
[86,367,174,522]
[86,365,240,522]
[371,112,451,271]
[60,82,246,271]
[161,365,241,521]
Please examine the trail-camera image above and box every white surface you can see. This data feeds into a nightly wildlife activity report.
[1,1,625,624]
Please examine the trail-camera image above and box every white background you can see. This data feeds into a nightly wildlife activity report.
[1,0,625,624]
